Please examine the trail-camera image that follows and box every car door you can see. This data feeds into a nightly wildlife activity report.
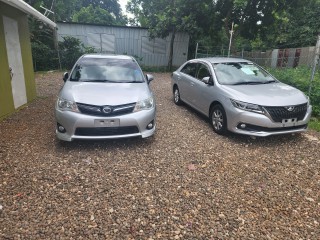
[192,62,214,114]
[178,62,198,106]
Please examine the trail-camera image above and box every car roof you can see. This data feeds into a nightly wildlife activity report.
[81,54,134,60]
[192,57,251,64]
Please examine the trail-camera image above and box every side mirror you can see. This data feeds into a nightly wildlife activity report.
[146,74,154,84]
[63,72,69,82]
[202,76,213,85]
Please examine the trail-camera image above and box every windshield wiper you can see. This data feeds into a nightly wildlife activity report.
[119,81,144,83]
[262,80,277,84]
[232,81,263,85]
[81,80,118,83]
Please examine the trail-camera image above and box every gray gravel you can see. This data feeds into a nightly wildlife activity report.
[0,71,319,239]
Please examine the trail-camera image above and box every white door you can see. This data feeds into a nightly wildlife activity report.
[3,15,27,109]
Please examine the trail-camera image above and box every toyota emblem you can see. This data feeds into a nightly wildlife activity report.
[102,106,112,114]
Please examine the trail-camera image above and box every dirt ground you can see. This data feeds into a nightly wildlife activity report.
[0,71,319,239]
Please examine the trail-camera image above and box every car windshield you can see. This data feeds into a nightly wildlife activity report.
[213,62,276,85]
[70,57,145,83]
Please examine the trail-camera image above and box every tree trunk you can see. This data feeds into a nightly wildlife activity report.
[167,26,176,72]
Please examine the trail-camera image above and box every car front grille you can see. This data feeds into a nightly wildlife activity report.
[263,103,308,123]
[75,126,139,136]
[77,102,136,117]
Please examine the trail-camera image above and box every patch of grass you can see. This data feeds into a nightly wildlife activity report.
[309,118,320,132]
[267,66,320,117]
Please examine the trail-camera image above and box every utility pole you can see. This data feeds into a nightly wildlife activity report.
[308,34,320,97]
[228,22,234,58]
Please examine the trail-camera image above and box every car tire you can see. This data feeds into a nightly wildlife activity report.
[173,86,182,105]
[210,104,227,135]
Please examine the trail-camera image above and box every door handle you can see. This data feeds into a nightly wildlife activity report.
[9,67,13,80]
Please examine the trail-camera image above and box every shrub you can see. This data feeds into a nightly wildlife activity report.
[31,41,59,71]
[267,66,320,117]
[58,36,96,70]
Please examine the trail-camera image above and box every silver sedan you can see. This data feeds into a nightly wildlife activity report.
[171,57,312,137]
[55,54,156,141]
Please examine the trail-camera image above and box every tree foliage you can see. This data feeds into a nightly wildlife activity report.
[25,0,127,24]
[25,0,320,71]
[59,36,95,69]
[25,0,126,70]
[72,4,126,25]
[127,0,213,70]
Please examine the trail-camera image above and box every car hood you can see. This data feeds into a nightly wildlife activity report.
[220,82,308,106]
[59,81,151,105]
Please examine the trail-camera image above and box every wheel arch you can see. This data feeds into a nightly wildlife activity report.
[173,83,179,93]
[209,101,224,116]
[209,100,228,134]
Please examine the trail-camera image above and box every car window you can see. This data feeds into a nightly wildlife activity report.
[70,58,145,83]
[213,62,275,85]
[196,63,211,80]
[180,63,197,77]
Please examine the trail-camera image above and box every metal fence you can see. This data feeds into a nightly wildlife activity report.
[195,45,318,69]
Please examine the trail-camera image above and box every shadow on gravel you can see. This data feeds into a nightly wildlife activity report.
[54,136,155,152]
[228,132,305,145]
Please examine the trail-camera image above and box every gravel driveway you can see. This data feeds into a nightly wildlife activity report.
[0,72,319,239]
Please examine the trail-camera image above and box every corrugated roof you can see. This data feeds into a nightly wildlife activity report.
[0,0,56,28]
[57,21,148,30]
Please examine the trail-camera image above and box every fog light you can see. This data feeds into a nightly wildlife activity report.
[57,123,66,133]
[147,120,154,130]
[240,123,246,129]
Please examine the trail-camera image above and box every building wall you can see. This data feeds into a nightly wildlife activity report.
[57,22,189,67]
[0,2,36,119]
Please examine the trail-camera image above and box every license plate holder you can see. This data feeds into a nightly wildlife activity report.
[281,118,297,127]
[94,119,120,127]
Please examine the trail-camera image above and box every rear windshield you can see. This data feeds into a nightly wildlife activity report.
[212,62,276,85]
[70,58,145,83]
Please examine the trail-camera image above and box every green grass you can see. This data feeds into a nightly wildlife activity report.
[309,118,320,131]
[267,66,320,117]
[266,66,320,132]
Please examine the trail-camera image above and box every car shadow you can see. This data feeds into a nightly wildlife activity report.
[54,135,154,152]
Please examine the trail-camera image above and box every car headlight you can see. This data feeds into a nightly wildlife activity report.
[134,96,154,112]
[56,98,79,112]
[230,99,264,114]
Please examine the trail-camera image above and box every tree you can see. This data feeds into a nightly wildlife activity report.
[25,0,127,24]
[59,36,95,69]
[25,0,81,21]
[72,4,124,25]
[128,0,213,70]
[210,0,286,50]
[274,0,320,48]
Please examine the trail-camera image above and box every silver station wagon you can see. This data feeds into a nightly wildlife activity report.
[55,54,156,141]
[172,57,312,137]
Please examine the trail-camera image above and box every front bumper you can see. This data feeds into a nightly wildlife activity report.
[226,105,312,137]
[55,108,156,141]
